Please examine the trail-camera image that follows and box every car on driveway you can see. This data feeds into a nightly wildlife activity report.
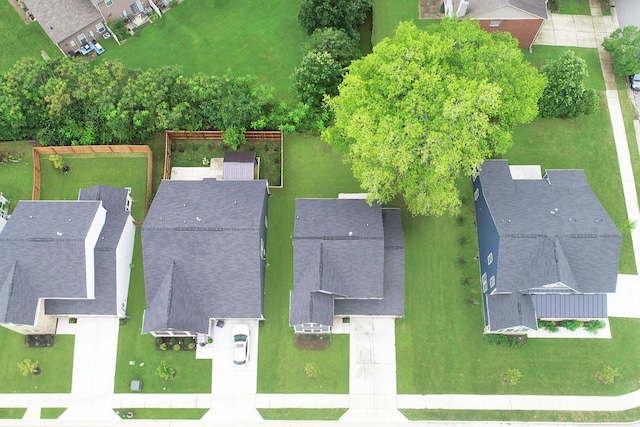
[232,324,250,365]
[631,74,640,91]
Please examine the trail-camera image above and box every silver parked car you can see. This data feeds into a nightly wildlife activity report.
[631,74,640,91]
[232,324,250,365]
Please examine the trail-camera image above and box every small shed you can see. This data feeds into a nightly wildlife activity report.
[223,152,257,181]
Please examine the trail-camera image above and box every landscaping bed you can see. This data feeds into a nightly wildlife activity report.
[25,334,55,348]
[293,334,332,351]
[155,336,196,351]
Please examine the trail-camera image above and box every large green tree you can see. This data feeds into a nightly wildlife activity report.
[297,0,371,40]
[602,26,640,76]
[323,20,545,216]
[538,50,598,118]
[293,51,343,108]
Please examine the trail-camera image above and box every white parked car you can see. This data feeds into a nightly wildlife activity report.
[631,74,640,91]
[232,324,250,365]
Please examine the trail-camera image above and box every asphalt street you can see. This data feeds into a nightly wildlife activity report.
[612,0,640,28]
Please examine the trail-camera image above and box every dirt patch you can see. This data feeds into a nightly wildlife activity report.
[293,334,332,351]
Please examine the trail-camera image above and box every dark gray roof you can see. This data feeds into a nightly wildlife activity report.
[142,179,268,334]
[478,160,621,331]
[79,185,129,213]
[223,152,256,181]
[456,0,547,19]
[23,0,102,44]
[487,293,537,331]
[480,160,621,295]
[531,294,607,319]
[290,199,404,327]
[0,201,101,325]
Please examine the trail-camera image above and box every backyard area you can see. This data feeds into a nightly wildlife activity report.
[0,141,33,212]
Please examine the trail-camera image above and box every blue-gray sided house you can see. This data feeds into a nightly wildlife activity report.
[473,160,621,334]
[142,178,269,338]
[0,185,135,335]
[290,198,404,334]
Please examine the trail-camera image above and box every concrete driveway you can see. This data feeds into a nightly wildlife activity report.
[609,274,640,318]
[202,319,262,422]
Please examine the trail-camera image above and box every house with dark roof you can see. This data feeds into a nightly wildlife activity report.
[142,178,269,337]
[290,198,404,334]
[445,0,548,49]
[0,185,135,335]
[473,160,621,334]
[23,0,154,55]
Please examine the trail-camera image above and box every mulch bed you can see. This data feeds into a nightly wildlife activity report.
[293,334,332,351]
[155,336,196,351]
[25,334,55,348]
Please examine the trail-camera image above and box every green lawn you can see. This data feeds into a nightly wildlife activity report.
[40,408,66,419]
[554,0,591,15]
[0,141,33,213]
[38,154,148,221]
[257,134,359,394]
[113,230,212,393]
[372,0,440,44]
[0,332,74,393]
[397,46,640,395]
[258,408,348,420]
[113,408,208,419]
[0,409,26,419]
[96,0,308,100]
[0,1,60,73]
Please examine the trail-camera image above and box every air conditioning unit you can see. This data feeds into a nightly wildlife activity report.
[103,32,111,39]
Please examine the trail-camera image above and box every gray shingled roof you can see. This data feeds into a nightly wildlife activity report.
[79,185,128,213]
[23,0,102,44]
[223,152,256,181]
[478,160,621,330]
[487,292,537,331]
[457,0,548,19]
[0,201,101,325]
[142,179,268,335]
[290,199,404,327]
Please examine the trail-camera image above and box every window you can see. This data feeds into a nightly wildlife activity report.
[261,238,266,259]
[89,30,95,40]
[482,273,488,292]
[474,188,480,201]
[490,20,500,27]
[490,275,496,288]
[78,33,88,44]
[264,215,268,228]
[69,40,77,48]
[105,0,113,6]
[96,22,106,33]
[487,252,493,265]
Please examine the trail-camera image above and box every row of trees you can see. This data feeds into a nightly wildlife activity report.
[0,57,310,146]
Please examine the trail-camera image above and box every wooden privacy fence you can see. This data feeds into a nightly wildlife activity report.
[32,145,153,213]
[164,130,283,188]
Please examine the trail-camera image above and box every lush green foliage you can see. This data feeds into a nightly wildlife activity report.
[304,361,320,378]
[324,20,544,216]
[538,50,598,118]
[602,26,640,76]
[17,359,38,376]
[503,368,523,385]
[484,334,526,348]
[0,57,292,145]
[597,365,620,385]
[298,0,372,40]
[48,154,65,170]
[293,52,343,108]
[617,219,637,236]
[306,28,360,69]
[155,360,176,381]
[560,319,581,331]
[584,320,606,334]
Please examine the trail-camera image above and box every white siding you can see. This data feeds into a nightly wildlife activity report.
[84,205,107,299]
[473,5,540,19]
[115,214,136,316]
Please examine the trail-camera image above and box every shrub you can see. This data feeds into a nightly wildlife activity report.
[155,360,176,381]
[584,320,606,334]
[223,126,246,150]
[456,215,466,225]
[304,361,320,378]
[159,343,167,351]
[293,51,343,109]
[48,154,65,170]
[17,359,39,376]
[109,20,131,41]
[459,275,472,288]
[596,365,620,385]
[561,319,581,331]
[188,342,195,350]
[173,344,181,351]
[464,296,479,307]
[458,235,469,245]
[502,368,522,385]
[617,219,637,236]
[169,337,177,346]
[297,0,371,40]
[602,26,640,76]
[456,256,467,266]
[484,334,508,346]
[538,320,558,332]
[306,28,360,69]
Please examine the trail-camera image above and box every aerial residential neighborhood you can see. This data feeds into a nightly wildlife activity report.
[0,0,640,424]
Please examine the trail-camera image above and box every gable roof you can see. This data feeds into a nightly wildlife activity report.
[462,0,548,19]
[290,199,404,327]
[0,201,102,325]
[223,152,256,181]
[142,179,268,334]
[479,160,621,296]
[79,185,129,213]
[23,0,102,44]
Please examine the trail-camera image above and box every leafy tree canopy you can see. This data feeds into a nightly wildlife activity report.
[538,50,598,118]
[602,26,640,76]
[306,28,361,69]
[293,51,343,108]
[323,20,545,216]
[298,0,371,40]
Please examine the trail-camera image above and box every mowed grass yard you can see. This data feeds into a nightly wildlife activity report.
[0,1,60,73]
[96,0,308,100]
[257,134,359,394]
[0,141,33,212]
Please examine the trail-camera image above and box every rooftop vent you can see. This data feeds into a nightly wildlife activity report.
[348,231,353,236]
